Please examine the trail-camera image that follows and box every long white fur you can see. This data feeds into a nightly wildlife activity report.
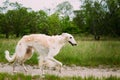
[5,33,77,72]
[5,50,16,62]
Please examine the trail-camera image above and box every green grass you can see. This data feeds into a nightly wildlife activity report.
[0,38,120,79]
[56,40,120,67]
[0,38,120,67]
[0,39,18,63]
[0,73,32,80]
[0,73,119,80]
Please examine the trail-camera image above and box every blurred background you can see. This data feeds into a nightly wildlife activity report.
[0,0,119,40]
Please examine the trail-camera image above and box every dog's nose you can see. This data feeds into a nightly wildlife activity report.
[75,43,77,46]
[73,43,77,46]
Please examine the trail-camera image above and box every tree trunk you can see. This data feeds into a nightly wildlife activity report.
[16,33,19,38]
[5,33,9,39]
[94,35,100,40]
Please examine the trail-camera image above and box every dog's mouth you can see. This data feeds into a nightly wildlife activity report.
[68,41,77,46]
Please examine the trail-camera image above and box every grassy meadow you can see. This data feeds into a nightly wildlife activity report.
[56,40,120,67]
[0,37,120,67]
[0,73,120,80]
[0,37,120,79]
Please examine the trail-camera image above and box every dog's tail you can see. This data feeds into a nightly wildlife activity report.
[5,50,16,62]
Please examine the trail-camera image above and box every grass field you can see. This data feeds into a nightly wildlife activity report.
[0,37,120,79]
[0,73,120,80]
[56,40,120,67]
[0,37,120,67]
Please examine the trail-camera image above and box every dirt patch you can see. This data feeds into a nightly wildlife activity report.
[0,63,120,78]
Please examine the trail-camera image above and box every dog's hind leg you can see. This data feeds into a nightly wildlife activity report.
[22,63,28,72]
[20,46,33,72]
[13,59,18,73]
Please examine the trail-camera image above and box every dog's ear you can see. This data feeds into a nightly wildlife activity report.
[61,33,67,36]
[61,33,69,40]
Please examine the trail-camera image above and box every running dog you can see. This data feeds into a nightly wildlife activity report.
[5,33,77,72]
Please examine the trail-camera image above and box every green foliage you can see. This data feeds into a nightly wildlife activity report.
[0,0,78,38]
[38,10,49,34]
[47,13,62,35]
[73,0,120,39]
[0,0,120,38]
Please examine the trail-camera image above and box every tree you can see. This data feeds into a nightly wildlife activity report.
[48,13,62,35]
[0,1,29,38]
[9,7,29,37]
[37,10,49,34]
[74,0,120,38]
[104,0,120,36]
[55,1,79,34]
[0,0,12,38]
[0,13,12,38]
[73,10,86,33]
[26,11,39,34]
[56,1,73,17]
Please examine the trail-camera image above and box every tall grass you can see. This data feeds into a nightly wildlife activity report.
[0,73,32,80]
[0,38,120,67]
[0,73,120,80]
[0,39,18,63]
[56,41,120,67]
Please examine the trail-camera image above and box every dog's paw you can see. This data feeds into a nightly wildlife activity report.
[13,70,17,73]
[58,62,62,67]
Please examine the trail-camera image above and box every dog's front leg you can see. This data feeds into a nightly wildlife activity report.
[48,57,62,66]
[38,57,46,75]
[47,57,62,72]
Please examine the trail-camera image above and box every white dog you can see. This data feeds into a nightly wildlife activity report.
[5,33,77,72]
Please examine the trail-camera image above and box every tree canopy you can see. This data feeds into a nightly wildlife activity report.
[0,0,119,39]
[73,0,120,39]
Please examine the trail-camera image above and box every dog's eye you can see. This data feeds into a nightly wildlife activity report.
[70,37,72,39]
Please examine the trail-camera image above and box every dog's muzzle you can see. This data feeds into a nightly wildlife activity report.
[68,41,77,46]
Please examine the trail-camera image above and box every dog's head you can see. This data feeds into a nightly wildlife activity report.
[62,33,77,46]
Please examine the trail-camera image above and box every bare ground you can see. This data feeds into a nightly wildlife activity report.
[0,63,120,78]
